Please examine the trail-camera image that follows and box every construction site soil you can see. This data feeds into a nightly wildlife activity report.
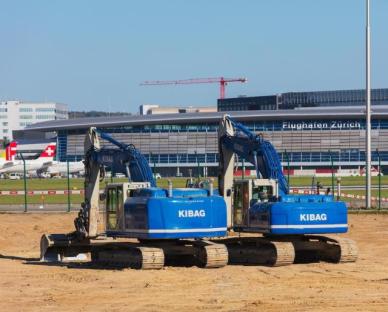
[0,213,388,311]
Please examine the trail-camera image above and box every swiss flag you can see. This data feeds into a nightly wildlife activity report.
[5,141,17,161]
[40,143,56,158]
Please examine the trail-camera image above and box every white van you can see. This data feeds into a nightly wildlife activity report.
[9,173,21,180]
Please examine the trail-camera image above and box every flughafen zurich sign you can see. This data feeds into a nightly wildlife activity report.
[282,121,362,131]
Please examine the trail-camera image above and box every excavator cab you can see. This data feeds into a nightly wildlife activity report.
[104,182,151,234]
[232,179,278,228]
[106,184,124,231]
[232,181,249,226]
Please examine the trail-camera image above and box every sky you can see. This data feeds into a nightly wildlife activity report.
[0,0,387,113]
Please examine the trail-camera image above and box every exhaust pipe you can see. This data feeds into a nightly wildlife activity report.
[168,179,173,197]
[209,178,214,196]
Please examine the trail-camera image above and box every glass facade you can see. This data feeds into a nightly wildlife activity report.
[218,95,278,111]
[57,117,388,171]
[218,88,388,111]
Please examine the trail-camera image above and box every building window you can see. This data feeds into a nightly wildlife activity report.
[35,108,55,112]
[19,115,33,119]
[55,109,68,115]
[0,108,7,112]
[20,122,33,127]
[19,107,33,112]
[36,115,54,119]
[3,129,8,133]
[2,122,7,126]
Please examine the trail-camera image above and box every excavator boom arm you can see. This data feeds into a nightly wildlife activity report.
[218,115,289,198]
[75,127,156,239]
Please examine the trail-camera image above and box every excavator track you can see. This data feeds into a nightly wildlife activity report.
[222,237,295,267]
[195,243,228,268]
[137,247,166,269]
[312,236,358,263]
[269,241,295,266]
[282,235,358,264]
[335,238,359,263]
[93,246,165,269]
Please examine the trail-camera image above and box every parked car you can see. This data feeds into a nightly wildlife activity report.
[8,173,21,180]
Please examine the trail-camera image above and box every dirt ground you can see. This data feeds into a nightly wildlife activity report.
[1,213,388,312]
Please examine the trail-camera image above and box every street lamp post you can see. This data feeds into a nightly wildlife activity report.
[365,0,372,208]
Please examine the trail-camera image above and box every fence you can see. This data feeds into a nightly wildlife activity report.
[0,152,386,211]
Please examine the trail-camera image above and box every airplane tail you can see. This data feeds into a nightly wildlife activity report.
[5,141,17,161]
[39,143,57,160]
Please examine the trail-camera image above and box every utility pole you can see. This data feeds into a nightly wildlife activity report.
[365,0,372,208]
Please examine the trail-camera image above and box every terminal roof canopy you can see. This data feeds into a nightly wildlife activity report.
[16,106,388,134]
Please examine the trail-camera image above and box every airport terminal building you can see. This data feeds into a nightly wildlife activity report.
[14,95,388,176]
[218,88,388,111]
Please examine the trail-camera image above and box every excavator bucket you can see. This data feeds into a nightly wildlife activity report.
[40,234,90,262]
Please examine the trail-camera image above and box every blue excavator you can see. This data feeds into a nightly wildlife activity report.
[40,127,229,269]
[217,115,358,265]
[40,118,357,269]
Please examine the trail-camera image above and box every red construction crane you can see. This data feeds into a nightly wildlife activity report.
[140,77,247,99]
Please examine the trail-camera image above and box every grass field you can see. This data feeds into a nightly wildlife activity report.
[0,175,386,190]
[289,176,387,187]
[341,189,388,198]
[0,178,86,190]
[0,176,386,205]
[0,177,189,190]
[0,194,84,205]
